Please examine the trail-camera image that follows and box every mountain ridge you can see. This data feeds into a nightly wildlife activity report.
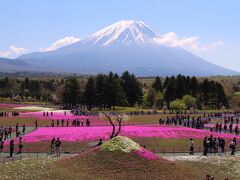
[4,20,240,76]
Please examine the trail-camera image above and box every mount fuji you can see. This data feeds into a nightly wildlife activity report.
[6,20,239,76]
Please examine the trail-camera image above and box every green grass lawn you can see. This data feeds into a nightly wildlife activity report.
[0,117,52,127]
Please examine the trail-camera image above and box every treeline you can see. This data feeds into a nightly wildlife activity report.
[147,74,228,109]
[0,72,229,110]
[0,77,62,102]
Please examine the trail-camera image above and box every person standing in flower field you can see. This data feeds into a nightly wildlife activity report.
[55,138,61,157]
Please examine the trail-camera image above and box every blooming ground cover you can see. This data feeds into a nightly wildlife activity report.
[101,136,159,160]
[0,103,26,108]
[13,125,240,144]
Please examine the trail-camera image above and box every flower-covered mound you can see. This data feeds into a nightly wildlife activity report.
[101,136,159,160]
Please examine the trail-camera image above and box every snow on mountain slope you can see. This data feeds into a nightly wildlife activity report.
[83,20,159,47]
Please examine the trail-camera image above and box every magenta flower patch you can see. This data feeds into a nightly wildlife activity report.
[10,125,240,144]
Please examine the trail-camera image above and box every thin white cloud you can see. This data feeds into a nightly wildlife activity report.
[0,51,10,57]
[190,41,223,52]
[40,36,80,52]
[0,46,27,58]
[153,32,223,52]
[9,46,27,54]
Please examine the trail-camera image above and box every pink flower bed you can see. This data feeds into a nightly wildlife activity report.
[20,111,112,125]
[12,125,240,144]
[0,103,26,108]
[134,147,159,160]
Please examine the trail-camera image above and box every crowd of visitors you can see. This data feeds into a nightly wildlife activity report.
[49,118,91,127]
[0,111,20,117]
[202,136,226,156]
[212,122,239,135]
[188,136,238,156]
[159,115,210,129]
[129,110,239,117]
[50,138,62,156]
[0,122,27,157]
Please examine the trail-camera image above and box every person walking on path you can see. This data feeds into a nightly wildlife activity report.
[35,120,38,129]
[203,137,208,156]
[50,138,55,154]
[9,140,14,157]
[0,137,4,153]
[8,126,12,138]
[230,140,236,155]
[22,124,26,135]
[189,138,194,155]
[55,138,61,157]
[18,137,23,154]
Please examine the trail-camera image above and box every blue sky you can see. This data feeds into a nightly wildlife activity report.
[0,0,240,71]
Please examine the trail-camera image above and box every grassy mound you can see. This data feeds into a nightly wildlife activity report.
[58,136,201,179]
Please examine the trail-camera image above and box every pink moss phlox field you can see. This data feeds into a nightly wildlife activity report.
[134,147,159,160]
[20,111,106,124]
[0,103,26,108]
[15,126,240,144]
[20,111,101,122]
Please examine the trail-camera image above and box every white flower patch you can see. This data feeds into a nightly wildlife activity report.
[102,136,140,153]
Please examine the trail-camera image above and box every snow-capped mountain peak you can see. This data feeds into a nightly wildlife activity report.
[83,20,159,47]
[16,20,239,76]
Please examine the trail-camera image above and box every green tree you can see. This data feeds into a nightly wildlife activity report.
[231,92,240,111]
[121,71,143,106]
[155,92,164,109]
[163,76,176,103]
[63,77,80,108]
[170,99,186,111]
[152,76,163,92]
[189,76,199,97]
[84,76,96,110]
[163,76,169,89]
[182,95,196,109]
[146,88,156,107]
[95,74,108,109]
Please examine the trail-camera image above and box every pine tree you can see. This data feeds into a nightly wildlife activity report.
[95,74,108,109]
[121,71,143,106]
[146,88,156,107]
[163,76,176,103]
[152,76,163,92]
[84,76,96,110]
[189,76,199,97]
[63,77,80,108]
[163,76,170,89]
